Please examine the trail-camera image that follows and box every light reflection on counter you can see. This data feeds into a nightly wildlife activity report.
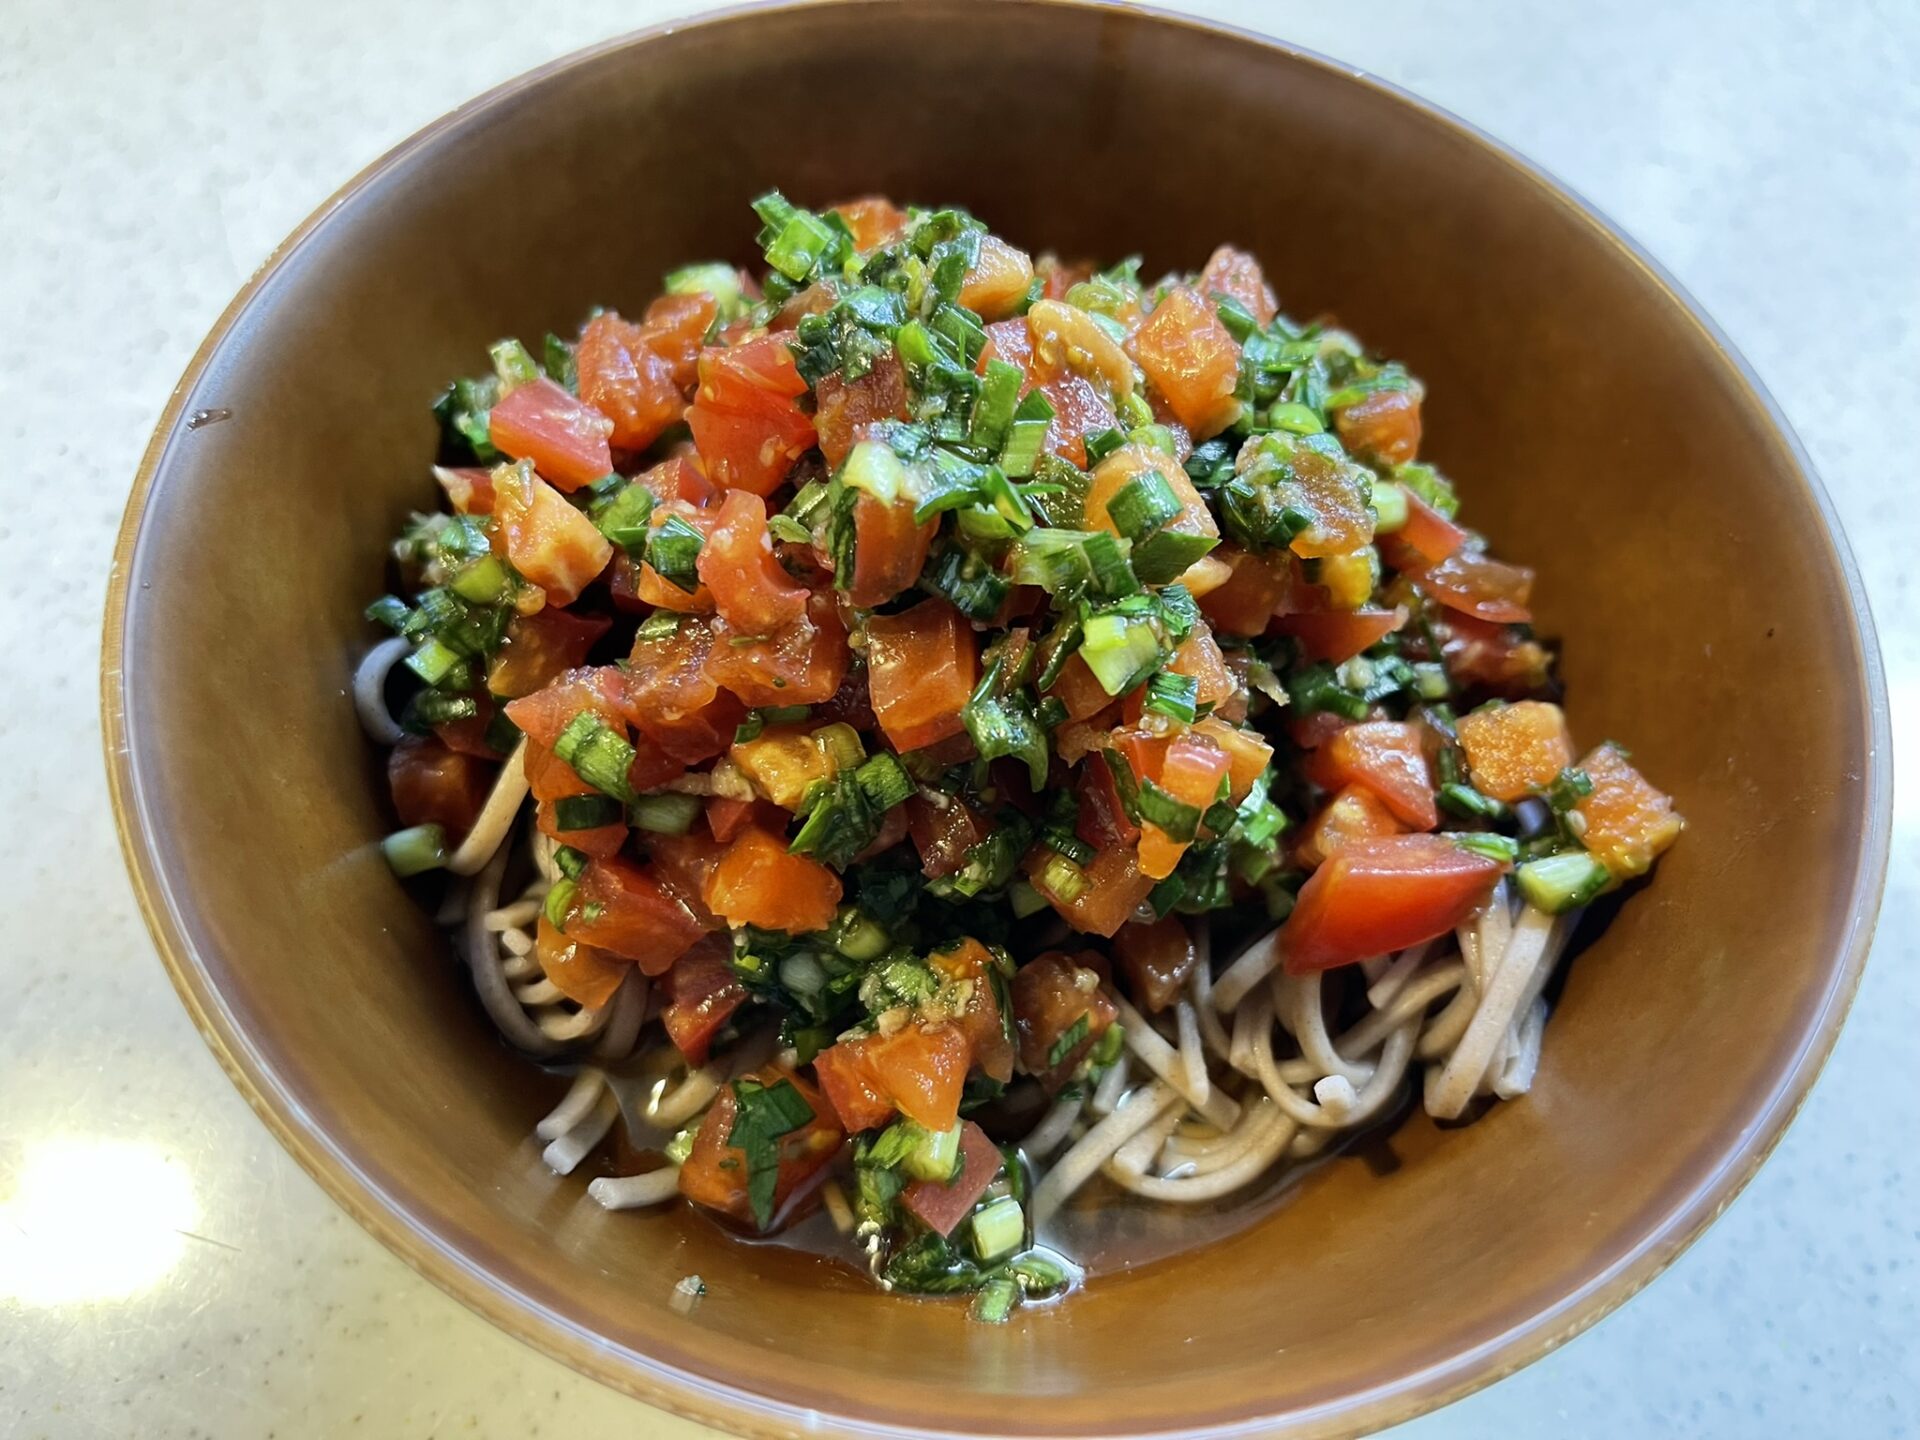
[0,1137,198,1306]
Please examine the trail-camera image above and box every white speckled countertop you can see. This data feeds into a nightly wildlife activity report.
[4,1,1916,1435]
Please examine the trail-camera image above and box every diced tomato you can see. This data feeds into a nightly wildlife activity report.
[704,826,842,934]
[906,795,985,878]
[1025,844,1154,939]
[660,936,747,1065]
[705,794,781,844]
[686,334,816,497]
[901,1121,1003,1237]
[1272,605,1409,664]
[1136,732,1231,880]
[1572,742,1685,879]
[1419,550,1535,624]
[1284,833,1509,972]
[1199,546,1294,636]
[636,454,717,509]
[488,461,613,607]
[959,235,1035,320]
[1123,623,1236,723]
[1293,784,1405,869]
[706,592,850,707]
[1053,707,1119,766]
[533,915,631,1010]
[626,500,718,613]
[1075,753,1141,850]
[1114,917,1198,1012]
[1437,612,1555,698]
[563,856,705,973]
[435,466,494,515]
[865,598,978,752]
[832,196,908,252]
[619,611,717,719]
[486,377,614,491]
[576,309,687,453]
[538,783,627,859]
[927,938,1016,1083]
[644,831,725,929]
[979,317,1033,374]
[1456,700,1573,802]
[505,666,627,751]
[486,607,611,699]
[1378,489,1465,573]
[1198,245,1277,326]
[639,293,717,389]
[1037,256,1093,301]
[387,735,492,839]
[1046,653,1114,723]
[813,1043,897,1134]
[1011,951,1118,1091]
[678,1068,843,1228]
[1128,286,1242,439]
[1287,709,1356,751]
[1085,443,1218,548]
[730,725,848,810]
[1333,386,1423,467]
[843,492,936,608]
[1191,715,1272,802]
[1304,721,1437,830]
[851,1023,970,1132]
[813,352,909,468]
[1240,435,1375,560]
[1038,373,1120,467]
[696,490,810,634]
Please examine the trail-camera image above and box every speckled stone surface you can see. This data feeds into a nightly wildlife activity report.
[3,1,1915,1436]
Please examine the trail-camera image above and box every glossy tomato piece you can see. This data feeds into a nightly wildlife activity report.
[1025,843,1153,939]
[1198,245,1277,326]
[622,617,720,725]
[1573,742,1685,880]
[486,606,611,699]
[1284,834,1509,972]
[1011,951,1118,1092]
[639,293,717,389]
[1198,546,1295,636]
[1292,783,1404,869]
[563,856,706,973]
[660,936,748,1066]
[697,489,810,633]
[905,795,985,879]
[1085,443,1218,545]
[686,334,816,497]
[1123,623,1236,723]
[1114,916,1198,1013]
[644,831,725,930]
[706,592,850,707]
[1333,386,1423,467]
[678,1068,843,1229]
[1419,549,1535,624]
[1045,653,1114,723]
[1304,720,1438,830]
[489,461,613,607]
[845,493,936,609]
[978,317,1033,375]
[958,235,1035,320]
[1075,753,1140,849]
[865,598,978,752]
[1037,373,1120,468]
[503,666,626,750]
[1378,489,1465,573]
[1137,731,1231,880]
[578,318,679,455]
[387,735,492,839]
[1190,715,1273,803]
[533,915,631,1010]
[1272,605,1409,664]
[435,465,494,515]
[927,937,1016,1083]
[1128,285,1243,439]
[486,377,614,491]
[1439,612,1556,698]
[813,353,908,468]
[636,453,717,508]
[704,826,842,934]
[813,1043,896,1133]
[1456,700,1573,802]
[834,1022,970,1133]
[901,1120,1002,1238]
[831,195,908,252]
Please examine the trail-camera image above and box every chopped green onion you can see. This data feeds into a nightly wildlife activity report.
[1083,427,1128,466]
[1451,831,1519,864]
[1008,878,1050,918]
[920,545,1011,622]
[664,260,748,319]
[1515,851,1611,913]
[483,705,521,755]
[1439,782,1507,821]
[1000,390,1056,478]
[1371,481,1410,533]
[1036,851,1087,903]
[664,1120,700,1166]
[489,338,541,391]
[854,752,914,811]
[1080,613,1163,696]
[971,1276,1019,1325]
[829,906,891,962]
[1267,401,1325,435]
[904,1121,965,1183]
[841,438,909,503]
[630,791,701,835]
[969,358,1025,454]
[542,877,578,928]
[365,595,412,634]
[553,794,623,831]
[1131,528,1218,586]
[970,1196,1025,1264]
[646,514,705,593]
[1105,470,1181,543]
[1041,829,1095,866]
[407,689,478,727]
[381,824,446,878]
[448,554,513,605]
[1412,662,1450,700]
[552,711,637,804]
[1047,1014,1092,1069]
[553,845,590,880]
[1287,662,1370,721]
[406,637,465,687]
[591,482,655,556]
[1542,767,1596,812]
[1144,671,1199,724]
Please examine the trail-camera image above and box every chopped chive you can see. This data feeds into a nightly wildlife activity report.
[1515,850,1611,913]
[630,791,701,835]
[1451,831,1519,864]
[1083,427,1128,466]
[971,1276,1019,1325]
[1037,850,1088,903]
[448,555,512,605]
[646,515,705,593]
[553,845,590,880]
[1144,671,1199,724]
[970,1196,1025,1263]
[1131,528,1217,586]
[405,637,465,687]
[552,712,636,803]
[591,481,655,556]
[542,876,578,928]
[488,338,541,391]
[1105,470,1181,543]
[552,794,623,832]
[1000,390,1056,478]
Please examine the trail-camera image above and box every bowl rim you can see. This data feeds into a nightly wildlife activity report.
[100,2,1894,1436]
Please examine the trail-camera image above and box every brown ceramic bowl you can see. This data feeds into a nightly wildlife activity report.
[104,3,1890,1436]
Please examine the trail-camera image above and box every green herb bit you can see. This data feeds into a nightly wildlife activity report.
[726,1078,817,1229]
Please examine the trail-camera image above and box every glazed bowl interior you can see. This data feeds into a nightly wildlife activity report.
[106,3,1887,1437]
